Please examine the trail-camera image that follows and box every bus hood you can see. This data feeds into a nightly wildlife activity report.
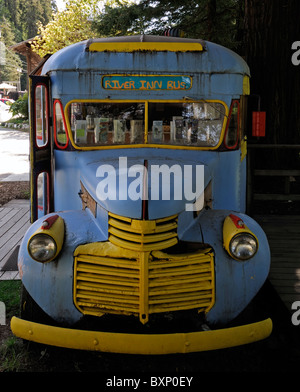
[79,154,213,220]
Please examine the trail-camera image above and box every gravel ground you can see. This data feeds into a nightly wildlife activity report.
[0,181,29,207]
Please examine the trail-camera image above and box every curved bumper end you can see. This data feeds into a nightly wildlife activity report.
[11,316,272,354]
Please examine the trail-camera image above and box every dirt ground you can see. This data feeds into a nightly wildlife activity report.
[0,181,29,207]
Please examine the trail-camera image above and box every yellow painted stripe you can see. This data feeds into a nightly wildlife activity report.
[88,42,203,53]
[241,136,247,161]
[243,76,250,95]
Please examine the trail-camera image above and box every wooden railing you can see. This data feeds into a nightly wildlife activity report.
[246,144,300,213]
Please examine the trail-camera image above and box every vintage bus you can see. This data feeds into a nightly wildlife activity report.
[11,35,272,354]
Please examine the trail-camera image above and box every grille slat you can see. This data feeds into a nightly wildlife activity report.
[108,213,178,251]
[77,291,140,305]
[76,281,139,295]
[77,264,138,279]
[77,274,139,287]
[109,235,178,251]
[77,300,138,315]
[109,226,178,243]
[77,255,140,268]
[149,282,212,294]
[149,266,211,278]
[149,291,212,304]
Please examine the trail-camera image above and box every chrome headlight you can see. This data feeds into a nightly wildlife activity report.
[28,234,57,262]
[229,233,258,260]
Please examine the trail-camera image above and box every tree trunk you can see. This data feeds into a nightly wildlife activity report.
[243,0,300,167]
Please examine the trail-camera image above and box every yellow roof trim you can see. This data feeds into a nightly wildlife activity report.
[88,42,204,53]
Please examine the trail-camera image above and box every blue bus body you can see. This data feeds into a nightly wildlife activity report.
[11,36,272,354]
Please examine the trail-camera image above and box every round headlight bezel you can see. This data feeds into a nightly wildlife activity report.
[28,233,57,263]
[229,232,258,261]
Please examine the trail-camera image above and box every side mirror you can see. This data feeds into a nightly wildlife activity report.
[252,111,266,137]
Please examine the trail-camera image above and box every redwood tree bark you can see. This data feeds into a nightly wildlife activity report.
[243,0,300,167]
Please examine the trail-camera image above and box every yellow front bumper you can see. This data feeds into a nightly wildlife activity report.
[11,316,272,354]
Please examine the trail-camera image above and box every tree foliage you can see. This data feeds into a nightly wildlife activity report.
[1,0,55,41]
[32,0,101,57]
[9,92,28,119]
[0,17,23,82]
[0,0,55,87]
[93,0,242,50]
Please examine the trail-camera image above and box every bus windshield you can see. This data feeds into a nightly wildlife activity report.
[67,100,226,148]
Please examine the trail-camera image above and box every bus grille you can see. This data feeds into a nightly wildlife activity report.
[74,245,215,324]
[108,212,178,251]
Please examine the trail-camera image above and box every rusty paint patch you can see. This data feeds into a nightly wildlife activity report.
[79,181,97,217]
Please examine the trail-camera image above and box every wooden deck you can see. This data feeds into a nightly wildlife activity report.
[0,199,299,314]
[0,199,30,280]
[255,214,300,312]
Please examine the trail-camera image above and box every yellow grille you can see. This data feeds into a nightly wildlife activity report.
[108,212,178,251]
[74,243,215,324]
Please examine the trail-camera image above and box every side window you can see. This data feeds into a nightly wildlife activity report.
[37,172,49,217]
[54,100,69,148]
[35,85,48,147]
[224,100,239,149]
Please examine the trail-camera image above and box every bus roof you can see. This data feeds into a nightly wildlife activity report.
[41,35,250,77]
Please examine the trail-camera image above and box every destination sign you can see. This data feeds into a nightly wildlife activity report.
[102,75,192,90]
